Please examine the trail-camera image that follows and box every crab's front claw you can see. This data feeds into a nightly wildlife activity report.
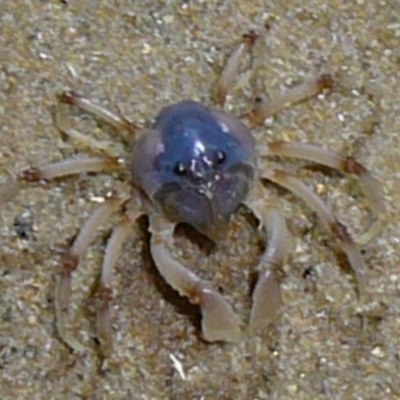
[199,288,241,342]
[150,214,242,342]
[249,270,282,335]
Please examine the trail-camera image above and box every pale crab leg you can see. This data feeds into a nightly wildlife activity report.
[262,141,385,245]
[0,156,122,207]
[149,214,241,342]
[96,199,142,355]
[55,194,128,352]
[262,168,368,300]
[57,91,135,133]
[245,184,288,334]
[215,30,259,106]
[56,91,135,156]
[248,74,334,125]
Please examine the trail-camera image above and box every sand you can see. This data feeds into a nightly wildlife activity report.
[0,1,399,399]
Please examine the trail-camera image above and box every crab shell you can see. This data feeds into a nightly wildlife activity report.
[130,100,256,240]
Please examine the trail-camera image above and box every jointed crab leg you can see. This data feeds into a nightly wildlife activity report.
[263,168,368,299]
[248,74,334,125]
[96,199,142,355]
[262,141,385,245]
[0,156,122,207]
[245,184,288,334]
[149,214,241,342]
[215,31,259,106]
[55,194,128,352]
[56,91,134,158]
[57,91,135,133]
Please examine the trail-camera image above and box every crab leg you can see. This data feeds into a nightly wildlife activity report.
[55,194,128,352]
[149,214,241,342]
[262,141,385,245]
[96,199,142,355]
[57,91,135,133]
[215,30,259,106]
[245,185,288,334]
[0,156,122,207]
[55,91,135,156]
[263,168,368,300]
[249,74,334,126]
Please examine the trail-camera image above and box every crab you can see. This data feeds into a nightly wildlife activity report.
[0,32,384,355]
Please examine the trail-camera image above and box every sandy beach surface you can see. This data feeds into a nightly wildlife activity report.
[0,1,399,399]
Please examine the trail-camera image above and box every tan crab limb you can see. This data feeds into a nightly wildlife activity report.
[0,156,121,207]
[55,194,128,352]
[55,91,135,158]
[249,74,334,126]
[215,31,259,106]
[149,214,241,342]
[263,168,368,300]
[245,186,288,334]
[263,141,385,245]
[57,91,134,133]
[96,200,142,355]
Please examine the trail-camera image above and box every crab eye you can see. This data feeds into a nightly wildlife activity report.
[173,162,187,176]
[216,150,226,165]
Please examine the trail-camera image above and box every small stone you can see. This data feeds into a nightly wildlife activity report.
[287,384,298,394]
[142,43,152,55]
[371,346,385,358]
